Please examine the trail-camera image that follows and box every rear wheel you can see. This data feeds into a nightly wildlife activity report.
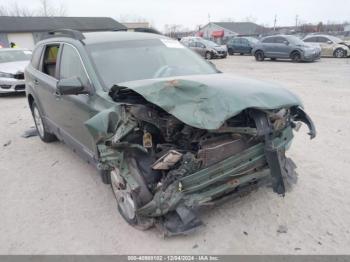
[271,58,277,61]
[31,101,57,143]
[110,158,154,230]
[255,51,265,61]
[334,48,346,58]
[291,52,302,62]
[228,48,234,55]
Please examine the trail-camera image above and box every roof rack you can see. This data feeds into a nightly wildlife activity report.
[111,28,128,32]
[48,29,85,41]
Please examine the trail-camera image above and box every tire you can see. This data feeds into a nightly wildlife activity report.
[240,53,244,56]
[228,49,234,55]
[99,169,111,184]
[31,101,57,143]
[111,158,154,230]
[291,52,302,62]
[255,51,265,61]
[333,48,346,58]
[205,51,212,60]
[271,58,277,61]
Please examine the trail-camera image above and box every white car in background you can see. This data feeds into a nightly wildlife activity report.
[0,48,32,94]
[303,35,350,58]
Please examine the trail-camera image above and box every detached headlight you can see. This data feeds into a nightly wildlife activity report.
[0,72,14,78]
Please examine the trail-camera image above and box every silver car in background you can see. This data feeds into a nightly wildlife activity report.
[252,35,321,62]
[181,37,227,59]
[0,48,32,94]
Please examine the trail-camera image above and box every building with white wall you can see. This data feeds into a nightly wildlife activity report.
[0,16,126,49]
[197,22,267,44]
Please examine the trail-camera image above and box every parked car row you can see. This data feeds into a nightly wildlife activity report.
[224,34,350,62]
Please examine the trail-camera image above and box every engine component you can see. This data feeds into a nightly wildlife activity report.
[198,135,250,167]
[152,150,183,170]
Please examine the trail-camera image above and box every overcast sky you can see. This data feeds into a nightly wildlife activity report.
[1,0,349,31]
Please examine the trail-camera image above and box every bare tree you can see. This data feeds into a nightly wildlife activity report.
[118,14,148,23]
[37,0,67,16]
[244,15,258,23]
[0,0,67,17]
[0,2,35,16]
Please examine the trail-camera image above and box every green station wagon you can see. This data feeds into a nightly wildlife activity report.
[25,29,316,236]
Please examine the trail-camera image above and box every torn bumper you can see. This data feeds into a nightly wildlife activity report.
[137,126,294,218]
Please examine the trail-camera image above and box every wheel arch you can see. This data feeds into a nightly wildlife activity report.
[290,49,301,58]
[333,47,347,57]
[254,49,264,55]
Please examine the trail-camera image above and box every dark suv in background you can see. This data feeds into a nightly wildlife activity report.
[252,35,321,62]
[226,36,258,55]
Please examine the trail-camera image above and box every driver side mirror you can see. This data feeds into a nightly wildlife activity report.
[327,40,333,44]
[56,77,87,95]
[283,41,289,45]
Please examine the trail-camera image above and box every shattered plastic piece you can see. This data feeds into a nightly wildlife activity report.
[152,150,183,170]
[21,127,38,138]
[277,225,288,234]
[3,140,11,147]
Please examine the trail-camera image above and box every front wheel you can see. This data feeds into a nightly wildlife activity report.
[31,101,57,143]
[334,48,346,58]
[205,52,213,60]
[255,51,265,61]
[291,52,302,62]
[110,159,154,230]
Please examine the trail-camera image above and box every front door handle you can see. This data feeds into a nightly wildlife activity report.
[34,79,39,85]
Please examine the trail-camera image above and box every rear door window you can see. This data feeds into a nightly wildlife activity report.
[318,36,330,43]
[41,44,60,78]
[274,37,286,44]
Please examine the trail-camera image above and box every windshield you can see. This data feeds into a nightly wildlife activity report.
[0,50,32,63]
[202,39,220,47]
[286,36,306,45]
[87,38,217,87]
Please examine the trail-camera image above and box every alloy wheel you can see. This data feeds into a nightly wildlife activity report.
[33,106,44,137]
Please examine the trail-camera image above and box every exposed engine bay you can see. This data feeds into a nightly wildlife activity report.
[93,86,316,236]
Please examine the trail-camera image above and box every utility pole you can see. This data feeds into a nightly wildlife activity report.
[273,14,277,31]
[295,15,299,29]
[208,13,211,39]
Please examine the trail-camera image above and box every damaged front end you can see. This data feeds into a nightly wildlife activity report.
[87,84,316,236]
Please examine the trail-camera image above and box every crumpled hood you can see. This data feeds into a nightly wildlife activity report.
[118,73,303,130]
[0,61,29,74]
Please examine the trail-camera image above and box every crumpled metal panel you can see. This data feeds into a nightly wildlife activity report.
[117,73,303,130]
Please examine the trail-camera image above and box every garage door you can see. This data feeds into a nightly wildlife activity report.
[7,33,35,50]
